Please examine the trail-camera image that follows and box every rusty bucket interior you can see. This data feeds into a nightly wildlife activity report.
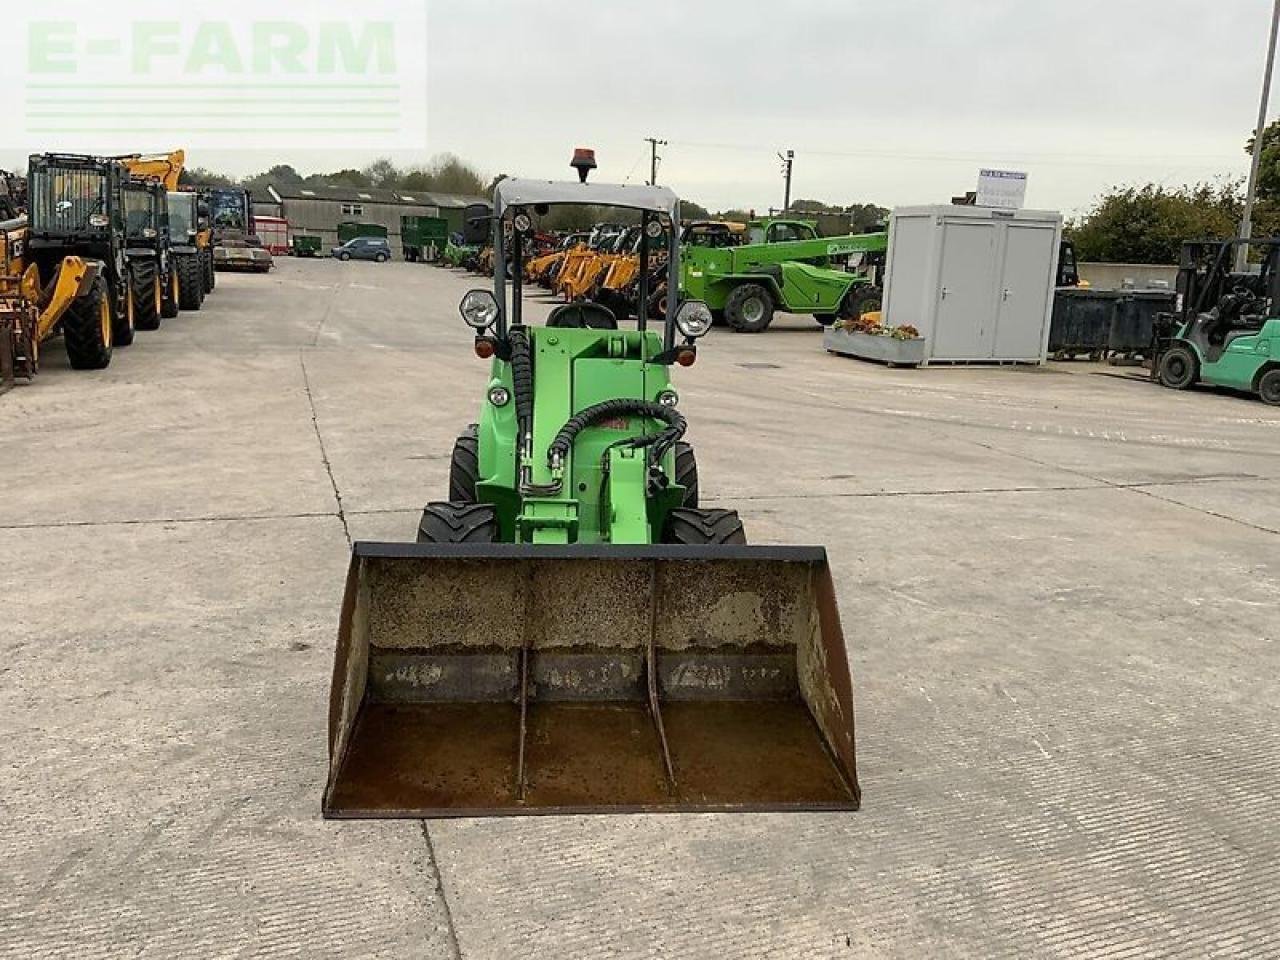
[324,543,859,817]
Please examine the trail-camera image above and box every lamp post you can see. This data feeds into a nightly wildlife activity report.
[1238,0,1280,272]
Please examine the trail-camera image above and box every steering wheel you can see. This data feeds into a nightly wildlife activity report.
[547,301,618,330]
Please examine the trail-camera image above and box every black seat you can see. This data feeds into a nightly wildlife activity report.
[547,302,618,330]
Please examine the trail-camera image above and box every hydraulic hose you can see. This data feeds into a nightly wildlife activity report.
[547,399,686,469]
[507,326,534,428]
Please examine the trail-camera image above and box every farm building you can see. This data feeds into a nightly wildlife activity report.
[254,183,488,248]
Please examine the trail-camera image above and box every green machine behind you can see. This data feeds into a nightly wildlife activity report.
[1155,238,1280,405]
[681,219,888,333]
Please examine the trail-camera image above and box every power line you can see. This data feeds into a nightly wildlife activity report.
[666,139,1244,170]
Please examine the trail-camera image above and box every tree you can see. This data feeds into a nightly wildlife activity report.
[327,168,372,188]
[680,199,711,221]
[1068,182,1244,264]
[362,158,400,188]
[426,154,486,196]
[1245,119,1280,202]
[180,166,234,187]
[847,203,889,232]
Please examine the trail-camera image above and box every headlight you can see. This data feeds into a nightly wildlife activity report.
[656,390,679,407]
[460,289,500,330]
[512,211,533,234]
[142,227,157,239]
[674,300,712,340]
[645,218,664,240]
[88,213,109,228]
[488,386,511,407]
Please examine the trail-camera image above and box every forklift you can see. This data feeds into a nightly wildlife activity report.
[1154,238,1280,405]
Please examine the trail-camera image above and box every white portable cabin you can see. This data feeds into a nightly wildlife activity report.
[882,205,1063,364]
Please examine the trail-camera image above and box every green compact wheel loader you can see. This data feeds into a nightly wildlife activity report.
[324,174,859,817]
[1155,238,1280,405]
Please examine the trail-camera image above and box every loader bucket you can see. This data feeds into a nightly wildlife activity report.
[324,543,858,817]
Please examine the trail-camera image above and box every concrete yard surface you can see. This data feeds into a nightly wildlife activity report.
[2,259,1277,959]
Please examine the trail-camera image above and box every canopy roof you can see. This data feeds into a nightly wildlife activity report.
[494,179,680,217]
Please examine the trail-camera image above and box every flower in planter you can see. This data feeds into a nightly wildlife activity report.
[838,314,886,335]
[889,324,920,341]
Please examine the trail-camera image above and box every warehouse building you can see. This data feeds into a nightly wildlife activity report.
[254,183,488,248]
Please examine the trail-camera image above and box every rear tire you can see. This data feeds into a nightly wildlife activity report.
[674,441,699,508]
[63,276,114,370]
[417,502,498,543]
[176,255,203,311]
[1158,344,1199,390]
[663,507,747,545]
[131,259,161,331]
[202,249,216,292]
[1257,368,1280,405]
[448,425,480,503]
[725,283,774,333]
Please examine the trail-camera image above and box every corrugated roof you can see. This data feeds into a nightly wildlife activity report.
[269,181,487,208]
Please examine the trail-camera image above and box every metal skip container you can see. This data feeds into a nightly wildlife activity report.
[324,543,859,817]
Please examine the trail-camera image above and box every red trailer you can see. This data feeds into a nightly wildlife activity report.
[253,216,291,257]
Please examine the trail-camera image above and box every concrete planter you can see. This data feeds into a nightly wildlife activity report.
[824,327,926,368]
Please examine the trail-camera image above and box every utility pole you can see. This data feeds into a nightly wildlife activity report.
[778,150,794,212]
[645,137,668,185]
[1238,0,1280,272]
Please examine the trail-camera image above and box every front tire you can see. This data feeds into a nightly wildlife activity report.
[63,276,114,370]
[417,502,498,543]
[202,249,216,292]
[113,275,136,347]
[448,425,480,503]
[1158,344,1199,390]
[1257,368,1280,406]
[663,507,747,545]
[674,441,698,508]
[161,266,180,319]
[724,283,775,333]
[840,285,883,320]
[131,259,161,331]
[176,255,204,311]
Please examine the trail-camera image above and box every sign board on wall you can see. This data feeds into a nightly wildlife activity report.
[977,169,1028,209]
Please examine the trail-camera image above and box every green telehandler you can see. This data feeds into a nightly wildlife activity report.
[681,223,888,333]
[324,174,859,818]
[1155,238,1280,405]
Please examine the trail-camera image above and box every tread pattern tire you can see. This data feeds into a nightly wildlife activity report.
[202,249,216,293]
[724,283,775,333]
[840,286,883,320]
[417,502,498,544]
[448,424,480,503]
[62,276,113,370]
[1258,368,1280,406]
[674,441,699,508]
[663,507,747,545]
[176,254,203,311]
[131,259,161,331]
[161,264,180,319]
[1158,344,1198,390]
[112,275,135,348]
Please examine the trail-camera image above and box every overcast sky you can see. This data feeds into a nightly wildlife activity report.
[3,0,1274,215]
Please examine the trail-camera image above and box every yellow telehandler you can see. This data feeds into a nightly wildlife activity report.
[2,201,112,379]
